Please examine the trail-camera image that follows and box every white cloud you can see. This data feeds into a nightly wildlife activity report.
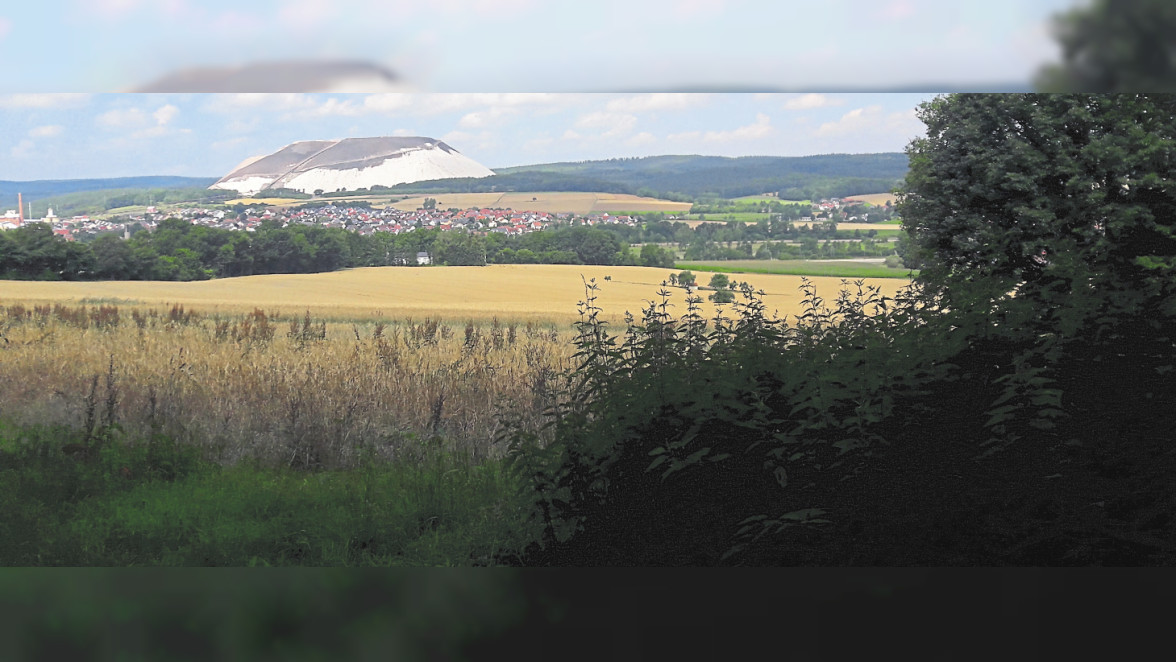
[605,93,712,113]
[523,137,554,152]
[86,0,142,18]
[211,137,248,150]
[458,107,518,129]
[703,113,774,142]
[406,0,538,17]
[97,103,184,139]
[626,132,656,146]
[29,125,64,138]
[816,106,880,137]
[279,0,338,30]
[574,111,637,137]
[153,104,179,125]
[10,139,34,158]
[782,93,845,110]
[665,113,774,144]
[392,128,416,137]
[877,0,915,20]
[204,93,320,113]
[211,10,264,32]
[0,94,91,109]
[97,107,148,128]
[225,118,260,133]
[209,93,575,122]
[439,129,495,152]
[441,130,474,144]
[562,130,583,141]
[671,0,730,20]
[816,105,922,139]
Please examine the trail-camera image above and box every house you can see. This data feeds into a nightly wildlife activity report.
[416,252,432,265]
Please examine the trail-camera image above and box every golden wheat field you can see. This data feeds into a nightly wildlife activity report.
[0,303,573,469]
[844,193,898,206]
[0,265,912,325]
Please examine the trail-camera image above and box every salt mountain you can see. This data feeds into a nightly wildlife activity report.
[209,137,493,196]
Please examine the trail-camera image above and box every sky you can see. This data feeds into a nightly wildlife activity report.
[0,1,1081,92]
[0,92,937,181]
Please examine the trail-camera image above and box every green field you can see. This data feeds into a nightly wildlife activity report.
[687,212,772,222]
[676,259,918,279]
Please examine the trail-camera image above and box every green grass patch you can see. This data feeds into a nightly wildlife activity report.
[880,219,903,225]
[0,423,538,566]
[676,260,919,279]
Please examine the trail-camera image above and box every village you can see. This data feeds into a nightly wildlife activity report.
[0,196,872,243]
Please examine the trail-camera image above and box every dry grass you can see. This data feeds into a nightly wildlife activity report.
[0,265,912,325]
[0,303,574,471]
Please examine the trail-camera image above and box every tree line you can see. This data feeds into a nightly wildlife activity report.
[0,220,645,281]
[1,215,905,281]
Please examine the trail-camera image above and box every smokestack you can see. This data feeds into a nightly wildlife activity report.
[17,193,23,226]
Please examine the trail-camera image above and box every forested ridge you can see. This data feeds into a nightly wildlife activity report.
[387,153,907,200]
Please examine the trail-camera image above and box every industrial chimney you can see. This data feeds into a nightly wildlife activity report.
[17,193,23,226]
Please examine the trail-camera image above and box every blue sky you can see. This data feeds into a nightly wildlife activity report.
[0,1,1079,92]
[0,92,937,180]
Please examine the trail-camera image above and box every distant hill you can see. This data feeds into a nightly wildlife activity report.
[1,176,218,203]
[388,153,909,200]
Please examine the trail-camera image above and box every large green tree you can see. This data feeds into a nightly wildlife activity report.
[1036,0,1176,92]
[898,93,1176,329]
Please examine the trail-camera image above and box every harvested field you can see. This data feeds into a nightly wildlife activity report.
[843,193,897,206]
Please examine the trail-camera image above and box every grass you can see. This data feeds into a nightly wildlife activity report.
[686,212,770,222]
[677,259,919,279]
[0,422,536,566]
